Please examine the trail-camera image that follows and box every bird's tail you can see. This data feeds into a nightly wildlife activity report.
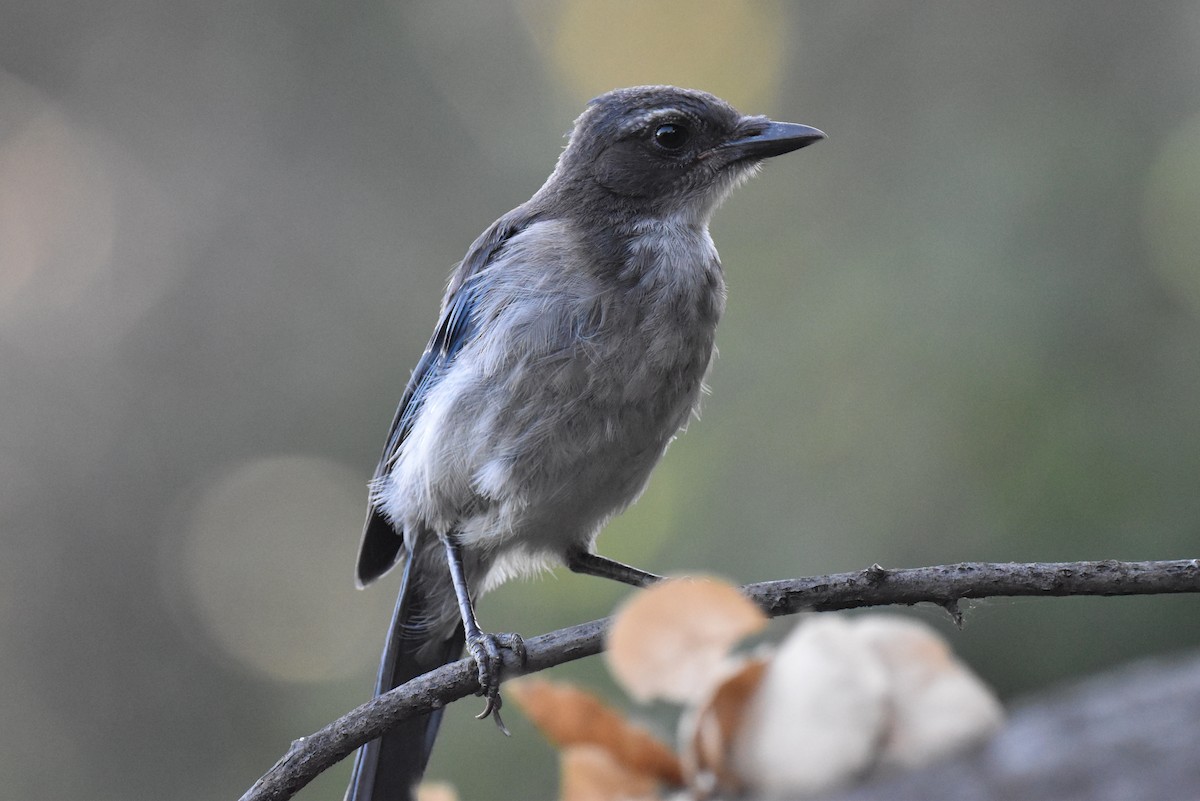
[345,555,466,801]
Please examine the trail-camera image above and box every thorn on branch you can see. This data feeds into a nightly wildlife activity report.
[864,563,890,585]
[941,598,964,628]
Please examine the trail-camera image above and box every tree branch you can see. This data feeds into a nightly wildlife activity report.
[238,558,1200,801]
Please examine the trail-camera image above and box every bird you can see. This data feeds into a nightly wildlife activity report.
[344,85,824,801]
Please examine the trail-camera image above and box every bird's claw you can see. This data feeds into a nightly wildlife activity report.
[466,631,526,735]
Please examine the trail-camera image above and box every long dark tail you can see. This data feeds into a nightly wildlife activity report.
[345,556,466,801]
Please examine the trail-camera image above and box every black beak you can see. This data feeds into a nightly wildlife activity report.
[722,119,826,161]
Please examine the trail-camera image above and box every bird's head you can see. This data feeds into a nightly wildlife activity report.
[549,85,824,223]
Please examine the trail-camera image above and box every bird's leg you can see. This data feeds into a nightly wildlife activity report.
[565,548,663,588]
[441,536,525,733]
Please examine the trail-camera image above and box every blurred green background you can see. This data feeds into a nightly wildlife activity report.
[2,2,1200,799]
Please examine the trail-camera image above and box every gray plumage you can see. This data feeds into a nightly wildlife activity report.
[346,85,823,801]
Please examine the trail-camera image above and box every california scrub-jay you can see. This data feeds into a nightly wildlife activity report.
[345,85,823,801]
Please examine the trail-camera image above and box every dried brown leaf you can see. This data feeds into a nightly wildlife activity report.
[719,614,1003,798]
[509,678,684,786]
[680,657,770,795]
[606,577,767,704]
[854,616,1005,768]
[415,781,458,801]
[729,615,890,797]
[561,746,662,801]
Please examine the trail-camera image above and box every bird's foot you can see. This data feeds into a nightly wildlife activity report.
[466,631,527,734]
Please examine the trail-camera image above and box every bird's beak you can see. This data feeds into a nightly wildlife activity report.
[722,119,826,161]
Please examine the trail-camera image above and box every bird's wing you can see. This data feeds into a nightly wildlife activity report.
[355,214,530,585]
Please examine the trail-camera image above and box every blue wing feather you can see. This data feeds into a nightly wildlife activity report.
[381,276,483,470]
[355,215,528,585]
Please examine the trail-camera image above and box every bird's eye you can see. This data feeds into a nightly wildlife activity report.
[653,123,690,150]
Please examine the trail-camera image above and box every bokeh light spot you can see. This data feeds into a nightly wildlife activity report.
[0,87,115,314]
[1143,111,1200,315]
[0,69,187,359]
[522,0,787,108]
[168,456,378,683]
